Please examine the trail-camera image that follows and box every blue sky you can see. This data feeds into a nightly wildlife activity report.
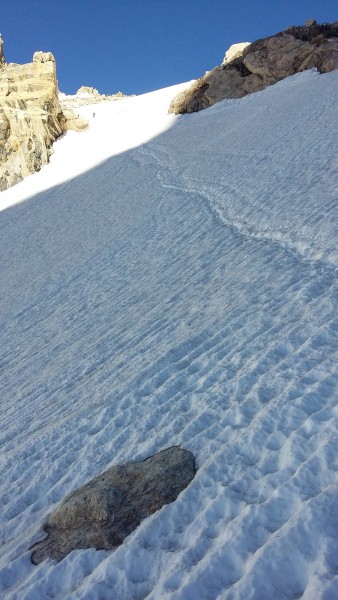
[1,1,337,95]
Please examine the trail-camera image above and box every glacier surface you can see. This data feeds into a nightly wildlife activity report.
[0,70,337,599]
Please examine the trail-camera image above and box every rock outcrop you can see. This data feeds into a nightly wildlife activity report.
[31,446,196,564]
[169,20,338,114]
[0,41,88,192]
[222,42,251,65]
[59,86,131,110]
[0,34,5,65]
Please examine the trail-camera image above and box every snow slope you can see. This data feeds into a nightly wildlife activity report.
[0,70,337,600]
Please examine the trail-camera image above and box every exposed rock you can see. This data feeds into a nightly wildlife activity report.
[0,34,5,65]
[0,45,88,192]
[76,85,100,96]
[59,86,132,110]
[222,42,251,65]
[33,50,55,64]
[0,52,62,191]
[75,86,129,102]
[304,18,317,27]
[59,108,89,132]
[31,446,196,564]
[169,21,338,114]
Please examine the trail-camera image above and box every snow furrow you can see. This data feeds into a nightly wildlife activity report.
[0,71,337,600]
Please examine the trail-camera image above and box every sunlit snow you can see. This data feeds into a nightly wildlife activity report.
[0,82,192,212]
[0,69,337,600]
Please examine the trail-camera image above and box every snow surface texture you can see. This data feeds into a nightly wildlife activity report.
[0,70,338,599]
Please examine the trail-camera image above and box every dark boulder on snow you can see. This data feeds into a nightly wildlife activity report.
[169,21,338,114]
[31,446,196,564]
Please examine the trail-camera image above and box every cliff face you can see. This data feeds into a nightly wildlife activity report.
[0,41,87,192]
[169,21,338,114]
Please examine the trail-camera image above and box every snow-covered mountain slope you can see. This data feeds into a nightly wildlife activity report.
[0,82,192,213]
[0,70,337,600]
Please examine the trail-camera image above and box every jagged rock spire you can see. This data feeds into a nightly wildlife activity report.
[0,34,5,65]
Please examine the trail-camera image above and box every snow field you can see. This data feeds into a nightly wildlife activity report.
[0,70,338,599]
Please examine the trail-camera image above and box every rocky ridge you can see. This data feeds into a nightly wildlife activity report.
[0,39,87,192]
[169,20,338,114]
[59,85,132,110]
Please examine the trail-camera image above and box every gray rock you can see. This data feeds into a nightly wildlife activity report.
[31,446,196,564]
[304,19,317,27]
[169,21,338,114]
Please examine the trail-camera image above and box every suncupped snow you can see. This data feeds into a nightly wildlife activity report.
[0,70,337,600]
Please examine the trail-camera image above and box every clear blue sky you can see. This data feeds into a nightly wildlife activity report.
[1,1,337,95]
